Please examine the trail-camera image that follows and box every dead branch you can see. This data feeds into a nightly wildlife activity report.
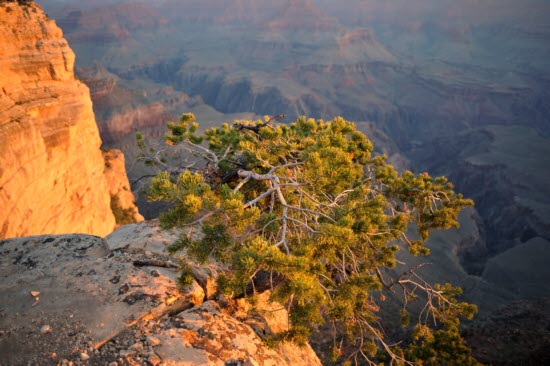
[133,259,179,269]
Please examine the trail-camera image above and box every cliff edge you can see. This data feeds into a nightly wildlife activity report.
[0,220,322,365]
[0,1,140,238]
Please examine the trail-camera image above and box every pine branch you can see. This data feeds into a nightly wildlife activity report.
[234,114,286,133]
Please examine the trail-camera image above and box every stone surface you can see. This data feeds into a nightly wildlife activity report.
[103,148,144,227]
[146,336,161,346]
[105,220,180,255]
[148,353,162,366]
[0,2,140,239]
[190,262,222,301]
[244,291,289,335]
[0,2,114,238]
[0,233,203,365]
[0,224,322,365]
[106,220,225,300]
[155,301,321,366]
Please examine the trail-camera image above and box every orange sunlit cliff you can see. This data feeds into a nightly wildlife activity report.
[0,2,141,239]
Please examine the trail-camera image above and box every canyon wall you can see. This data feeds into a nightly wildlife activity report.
[103,149,144,227]
[0,1,139,239]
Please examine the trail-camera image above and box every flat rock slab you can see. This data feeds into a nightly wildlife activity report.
[108,220,224,300]
[0,234,203,365]
[105,220,180,256]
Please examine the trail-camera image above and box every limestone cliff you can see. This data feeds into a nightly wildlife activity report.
[0,2,139,238]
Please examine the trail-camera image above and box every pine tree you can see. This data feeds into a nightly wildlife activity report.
[139,114,480,365]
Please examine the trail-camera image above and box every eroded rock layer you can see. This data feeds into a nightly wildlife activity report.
[103,149,144,227]
[0,2,119,238]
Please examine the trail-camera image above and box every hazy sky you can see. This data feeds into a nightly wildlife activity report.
[313,0,550,26]
[39,0,550,29]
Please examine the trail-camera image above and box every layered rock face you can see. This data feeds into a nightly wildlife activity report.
[103,149,144,227]
[0,2,139,238]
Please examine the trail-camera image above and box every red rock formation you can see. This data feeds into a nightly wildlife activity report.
[0,2,139,238]
[56,2,168,48]
[103,149,144,227]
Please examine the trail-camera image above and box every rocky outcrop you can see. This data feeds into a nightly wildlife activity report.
[76,64,195,148]
[336,28,397,63]
[154,299,321,366]
[0,220,322,366]
[98,103,174,146]
[106,221,223,301]
[103,149,144,227]
[0,2,140,239]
